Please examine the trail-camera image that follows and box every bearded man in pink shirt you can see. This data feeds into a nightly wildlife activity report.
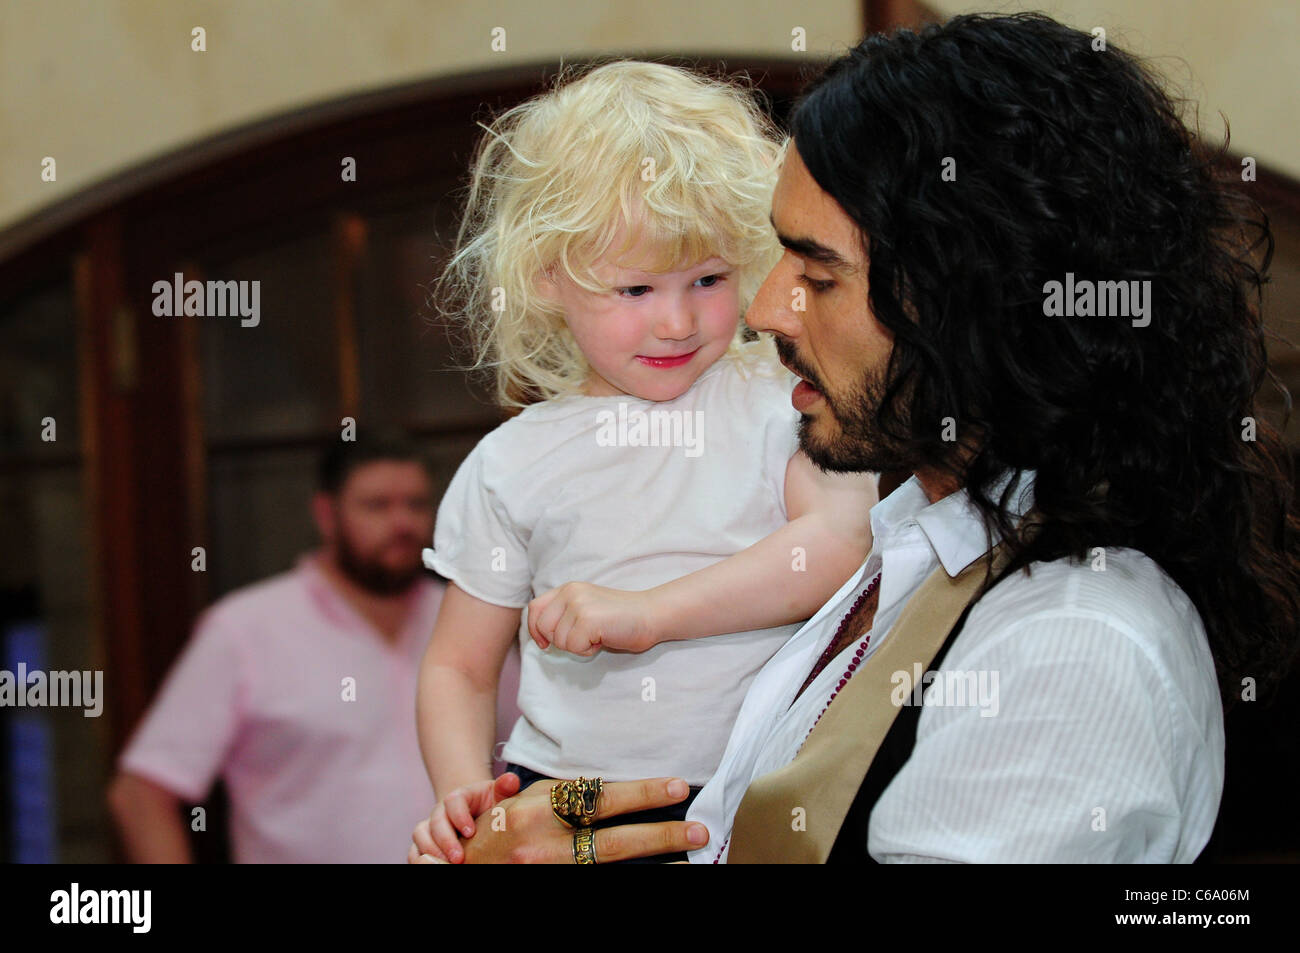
[107,434,521,863]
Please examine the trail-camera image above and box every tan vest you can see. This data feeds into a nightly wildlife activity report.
[726,542,1012,863]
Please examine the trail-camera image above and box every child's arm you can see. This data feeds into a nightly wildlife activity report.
[528,451,878,654]
[416,582,522,805]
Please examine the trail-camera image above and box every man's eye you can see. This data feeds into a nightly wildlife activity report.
[798,274,835,293]
[695,273,727,288]
[617,285,651,298]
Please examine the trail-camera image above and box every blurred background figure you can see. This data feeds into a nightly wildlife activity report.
[105,434,521,862]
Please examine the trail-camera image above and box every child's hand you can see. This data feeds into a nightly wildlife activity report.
[527,582,658,655]
[412,772,521,864]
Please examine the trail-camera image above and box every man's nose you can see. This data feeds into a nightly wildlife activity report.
[390,504,428,535]
[408,508,436,532]
[744,259,801,339]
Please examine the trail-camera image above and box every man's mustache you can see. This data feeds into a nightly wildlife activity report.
[773,338,826,393]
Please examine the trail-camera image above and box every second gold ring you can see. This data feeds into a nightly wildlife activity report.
[550,776,604,828]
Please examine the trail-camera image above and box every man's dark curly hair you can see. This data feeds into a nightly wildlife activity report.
[790,12,1299,704]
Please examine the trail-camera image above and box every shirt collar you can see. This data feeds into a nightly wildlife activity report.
[297,551,433,646]
[298,552,355,628]
[870,468,1037,578]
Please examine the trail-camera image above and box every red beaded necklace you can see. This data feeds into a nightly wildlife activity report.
[713,571,883,863]
[801,572,881,692]
[790,569,883,702]
[801,570,882,737]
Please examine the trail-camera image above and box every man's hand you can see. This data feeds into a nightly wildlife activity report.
[412,776,708,864]
[527,583,659,656]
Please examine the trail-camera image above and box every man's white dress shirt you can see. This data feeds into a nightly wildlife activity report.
[687,471,1225,863]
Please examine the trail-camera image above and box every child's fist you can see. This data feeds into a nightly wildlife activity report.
[527,582,658,655]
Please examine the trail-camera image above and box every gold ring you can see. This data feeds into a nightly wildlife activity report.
[550,776,604,829]
[573,827,598,864]
[572,776,603,826]
[550,781,578,829]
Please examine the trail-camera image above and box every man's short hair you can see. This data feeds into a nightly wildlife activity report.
[316,430,432,495]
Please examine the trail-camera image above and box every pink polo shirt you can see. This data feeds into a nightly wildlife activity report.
[118,553,521,864]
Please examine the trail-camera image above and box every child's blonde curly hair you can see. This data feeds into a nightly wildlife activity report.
[433,59,786,409]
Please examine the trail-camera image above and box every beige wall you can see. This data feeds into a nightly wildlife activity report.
[930,0,1300,180]
[5,1,1295,235]
[0,0,862,231]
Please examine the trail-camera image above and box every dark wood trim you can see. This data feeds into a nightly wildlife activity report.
[76,215,146,758]
[73,244,107,711]
[863,0,943,33]
[73,221,211,757]
[178,260,210,615]
[333,214,366,422]
[0,450,81,473]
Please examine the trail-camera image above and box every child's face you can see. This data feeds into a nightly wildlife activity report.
[541,252,740,402]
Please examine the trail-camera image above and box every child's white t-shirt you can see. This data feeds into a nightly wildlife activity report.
[425,344,803,785]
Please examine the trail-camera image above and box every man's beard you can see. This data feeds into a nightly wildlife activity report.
[774,337,913,474]
[335,531,423,595]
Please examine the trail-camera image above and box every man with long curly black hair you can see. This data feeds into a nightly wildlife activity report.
[692,11,1300,863]
[410,13,1299,864]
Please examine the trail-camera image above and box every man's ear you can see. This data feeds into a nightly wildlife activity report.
[311,491,337,543]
